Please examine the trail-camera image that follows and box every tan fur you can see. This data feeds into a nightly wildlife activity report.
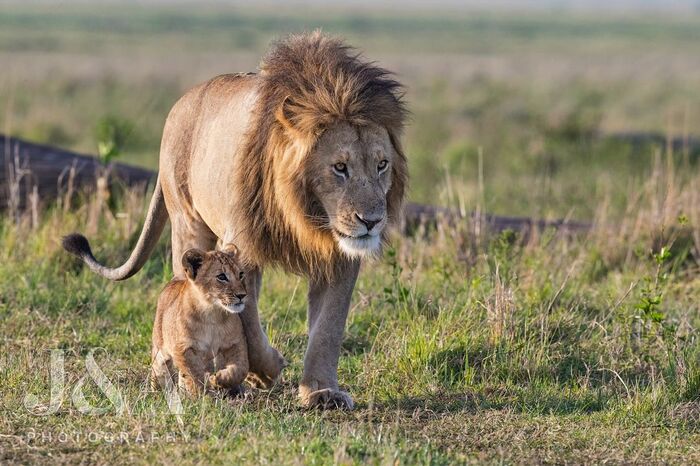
[234,31,408,278]
[150,248,249,397]
[64,32,407,408]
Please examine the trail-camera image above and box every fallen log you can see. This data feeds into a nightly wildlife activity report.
[1,134,154,212]
[1,133,589,234]
[402,202,589,235]
[606,131,700,159]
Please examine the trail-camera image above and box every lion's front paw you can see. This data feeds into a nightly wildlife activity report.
[207,373,220,389]
[247,347,288,389]
[300,388,354,410]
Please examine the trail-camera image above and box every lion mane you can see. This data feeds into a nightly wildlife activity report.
[233,31,408,277]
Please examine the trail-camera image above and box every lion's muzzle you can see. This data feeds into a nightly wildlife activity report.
[333,211,386,258]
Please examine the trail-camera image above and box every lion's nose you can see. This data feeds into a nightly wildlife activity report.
[355,213,381,231]
[235,293,247,301]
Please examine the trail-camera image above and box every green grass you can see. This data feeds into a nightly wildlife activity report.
[3,3,700,218]
[2,156,700,463]
[3,3,700,464]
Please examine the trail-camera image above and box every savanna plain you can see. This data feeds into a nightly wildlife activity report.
[2,3,700,464]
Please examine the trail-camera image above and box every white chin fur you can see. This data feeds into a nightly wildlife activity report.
[222,302,245,314]
[337,234,382,258]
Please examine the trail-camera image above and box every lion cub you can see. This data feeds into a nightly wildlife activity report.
[151,246,249,397]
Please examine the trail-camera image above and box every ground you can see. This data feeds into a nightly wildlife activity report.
[1,3,700,464]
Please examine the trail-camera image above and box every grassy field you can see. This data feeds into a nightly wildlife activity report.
[4,3,700,217]
[2,2,700,464]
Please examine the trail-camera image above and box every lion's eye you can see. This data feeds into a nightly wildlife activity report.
[217,273,228,282]
[377,160,388,172]
[332,162,348,177]
[239,271,245,281]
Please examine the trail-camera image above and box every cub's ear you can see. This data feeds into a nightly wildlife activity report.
[182,249,206,280]
[221,243,240,257]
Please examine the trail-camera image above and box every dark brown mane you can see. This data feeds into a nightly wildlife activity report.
[234,31,408,277]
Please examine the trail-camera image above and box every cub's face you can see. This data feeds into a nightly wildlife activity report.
[307,122,397,259]
[182,248,248,314]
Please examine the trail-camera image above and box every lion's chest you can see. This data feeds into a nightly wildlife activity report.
[192,319,235,358]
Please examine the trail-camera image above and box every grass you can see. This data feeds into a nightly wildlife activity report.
[2,2,700,464]
[2,149,700,463]
[3,3,700,217]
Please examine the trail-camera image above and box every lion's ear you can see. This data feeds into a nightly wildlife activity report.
[386,132,407,225]
[182,249,206,280]
[275,96,304,139]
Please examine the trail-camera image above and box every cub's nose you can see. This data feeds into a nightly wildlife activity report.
[235,293,247,301]
[355,213,381,231]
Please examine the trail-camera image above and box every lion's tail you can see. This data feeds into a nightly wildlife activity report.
[62,176,168,281]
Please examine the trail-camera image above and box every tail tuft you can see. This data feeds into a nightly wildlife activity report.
[62,233,94,259]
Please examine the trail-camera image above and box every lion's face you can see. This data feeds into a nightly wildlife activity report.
[307,122,396,258]
[182,249,248,314]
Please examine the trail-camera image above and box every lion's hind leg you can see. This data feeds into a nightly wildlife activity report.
[150,348,176,392]
[169,214,217,278]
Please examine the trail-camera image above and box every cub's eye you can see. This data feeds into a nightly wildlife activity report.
[377,160,388,172]
[216,273,228,282]
[238,271,245,281]
[332,162,347,176]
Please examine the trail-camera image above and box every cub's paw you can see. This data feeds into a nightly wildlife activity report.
[178,373,207,398]
[247,347,288,389]
[206,374,246,400]
[300,388,354,410]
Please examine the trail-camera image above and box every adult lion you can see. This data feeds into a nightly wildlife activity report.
[63,31,407,409]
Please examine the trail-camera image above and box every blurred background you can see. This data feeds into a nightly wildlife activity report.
[3,0,700,221]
